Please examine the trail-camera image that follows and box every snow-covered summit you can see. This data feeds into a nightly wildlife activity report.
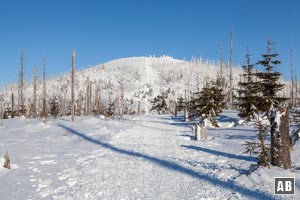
[2,55,243,112]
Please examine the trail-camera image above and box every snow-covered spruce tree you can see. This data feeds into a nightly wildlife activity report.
[175,96,186,117]
[150,95,168,114]
[256,40,286,112]
[244,39,290,169]
[236,51,260,120]
[49,97,60,119]
[191,79,225,127]
[105,102,116,119]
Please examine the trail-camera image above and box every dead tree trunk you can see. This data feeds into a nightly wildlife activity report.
[95,84,101,115]
[71,50,75,122]
[11,91,15,116]
[228,32,234,110]
[290,49,294,107]
[138,101,140,115]
[19,50,25,109]
[0,96,3,126]
[61,81,66,116]
[42,57,47,123]
[271,108,291,169]
[85,76,90,115]
[33,65,38,118]
[119,84,124,119]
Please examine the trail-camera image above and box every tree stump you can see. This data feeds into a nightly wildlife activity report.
[201,125,208,140]
[195,124,201,140]
[272,108,291,169]
[200,118,208,140]
[3,151,10,169]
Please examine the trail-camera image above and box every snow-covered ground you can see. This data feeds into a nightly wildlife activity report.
[0,111,300,200]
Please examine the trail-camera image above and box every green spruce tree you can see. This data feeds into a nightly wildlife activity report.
[243,38,290,168]
[150,95,168,114]
[256,39,286,111]
[192,80,225,127]
[49,97,60,119]
[237,50,260,120]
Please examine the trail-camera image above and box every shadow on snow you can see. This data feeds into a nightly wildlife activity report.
[181,145,256,162]
[58,124,274,200]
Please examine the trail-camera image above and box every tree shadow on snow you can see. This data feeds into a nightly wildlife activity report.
[182,145,256,162]
[224,134,257,140]
[216,114,239,124]
[58,124,275,200]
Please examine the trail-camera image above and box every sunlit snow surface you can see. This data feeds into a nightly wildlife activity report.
[0,110,299,200]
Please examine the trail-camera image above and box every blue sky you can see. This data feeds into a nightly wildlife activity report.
[0,0,299,85]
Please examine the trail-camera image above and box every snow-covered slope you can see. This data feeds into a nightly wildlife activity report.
[2,56,244,113]
[0,111,299,199]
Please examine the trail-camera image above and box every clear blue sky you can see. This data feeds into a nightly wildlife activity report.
[0,0,299,85]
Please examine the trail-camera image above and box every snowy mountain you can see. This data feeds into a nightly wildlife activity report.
[3,55,245,113]
[2,55,291,115]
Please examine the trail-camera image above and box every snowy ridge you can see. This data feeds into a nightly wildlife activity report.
[2,56,244,112]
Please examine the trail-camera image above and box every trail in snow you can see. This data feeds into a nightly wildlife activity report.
[0,112,299,199]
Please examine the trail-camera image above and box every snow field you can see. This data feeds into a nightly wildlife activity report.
[0,111,300,199]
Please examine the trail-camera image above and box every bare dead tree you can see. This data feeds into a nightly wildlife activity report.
[60,77,66,116]
[118,83,124,119]
[41,57,47,122]
[0,93,3,127]
[94,84,101,115]
[290,49,295,107]
[77,93,82,116]
[229,32,233,110]
[18,49,27,116]
[33,65,38,118]
[219,44,226,94]
[71,50,76,122]
[19,49,25,108]
[296,76,298,106]
[85,76,90,115]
